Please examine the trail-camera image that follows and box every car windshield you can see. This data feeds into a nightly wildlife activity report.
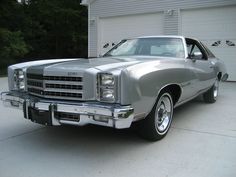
[104,37,185,58]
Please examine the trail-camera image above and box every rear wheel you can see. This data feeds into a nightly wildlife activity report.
[137,91,174,141]
[203,79,219,103]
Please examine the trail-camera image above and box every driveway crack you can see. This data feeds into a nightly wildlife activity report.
[171,126,236,139]
[0,127,45,142]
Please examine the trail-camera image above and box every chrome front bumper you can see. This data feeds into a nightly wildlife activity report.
[1,91,134,129]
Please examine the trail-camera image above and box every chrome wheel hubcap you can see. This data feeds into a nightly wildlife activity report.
[155,94,173,134]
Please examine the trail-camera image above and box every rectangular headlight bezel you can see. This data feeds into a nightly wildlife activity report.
[13,69,25,90]
[97,73,116,103]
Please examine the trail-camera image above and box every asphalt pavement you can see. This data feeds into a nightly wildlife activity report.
[0,77,235,177]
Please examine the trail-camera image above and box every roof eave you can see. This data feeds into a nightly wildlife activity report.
[80,0,97,6]
[80,0,89,6]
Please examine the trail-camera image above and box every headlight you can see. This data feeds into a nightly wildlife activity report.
[100,89,115,102]
[13,69,25,90]
[97,73,116,102]
[100,73,114,86]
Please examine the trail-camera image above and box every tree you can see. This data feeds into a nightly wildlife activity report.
[0,0,29,73]
[0,0,88,74]
[23,0,88,59]
[0,28,29,72]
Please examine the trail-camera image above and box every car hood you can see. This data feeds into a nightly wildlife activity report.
[26,57,137,75]
[26,56,177,76]
[50,57,141,71]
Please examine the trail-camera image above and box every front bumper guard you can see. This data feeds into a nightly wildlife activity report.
[1,91,134,129]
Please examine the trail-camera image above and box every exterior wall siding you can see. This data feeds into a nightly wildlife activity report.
[86,0,236,57]
[164,9,179,35]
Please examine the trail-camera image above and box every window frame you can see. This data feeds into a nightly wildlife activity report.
[185,38,209,60]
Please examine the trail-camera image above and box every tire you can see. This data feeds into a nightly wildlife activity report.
[137,91,174,141]
[203,79,219,103]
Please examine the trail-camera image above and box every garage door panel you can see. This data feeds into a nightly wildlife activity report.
[99,13,163,55]
[215,48,236,80]
[182,9,236,39]
[181,6,236,81]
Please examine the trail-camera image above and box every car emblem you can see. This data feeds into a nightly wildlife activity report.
[68,72,78,76]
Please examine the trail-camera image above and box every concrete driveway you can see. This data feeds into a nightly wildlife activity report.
[0,77,235,177]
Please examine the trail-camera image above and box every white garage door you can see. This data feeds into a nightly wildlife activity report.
[181,6,236,81]
[98,13,163,55]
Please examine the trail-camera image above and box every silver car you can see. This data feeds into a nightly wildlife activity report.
[1,36,228,141]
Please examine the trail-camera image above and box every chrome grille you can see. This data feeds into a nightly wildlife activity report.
[26,73,83,100]
[27,80,43,88]
[44,76,82,82]
[45,83,82,90]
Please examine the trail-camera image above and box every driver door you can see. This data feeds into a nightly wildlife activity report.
[185,39,215,96]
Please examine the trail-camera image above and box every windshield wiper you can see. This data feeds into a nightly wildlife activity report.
[103,53,112,57]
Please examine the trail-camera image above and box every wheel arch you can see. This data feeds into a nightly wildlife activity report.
[158,84,182,106]
[147,83,182,116]
[217,72,222,81]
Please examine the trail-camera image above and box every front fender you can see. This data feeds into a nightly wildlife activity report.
[120,59,188,118]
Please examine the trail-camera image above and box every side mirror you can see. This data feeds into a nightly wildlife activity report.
[190,51,202,61]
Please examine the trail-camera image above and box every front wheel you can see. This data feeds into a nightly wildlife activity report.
[203,79,219,103]
[137,91,174,141]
